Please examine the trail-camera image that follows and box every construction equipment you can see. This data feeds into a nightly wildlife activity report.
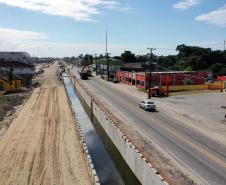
[78,66,89,80]
[58,65,65,76]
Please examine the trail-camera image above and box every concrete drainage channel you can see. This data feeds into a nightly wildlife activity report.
[74,119,100,184]
[68,74,169,185]
[63,75,125,185]
[63,77,99,184]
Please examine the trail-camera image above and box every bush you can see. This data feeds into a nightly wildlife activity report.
[183,78,193,85]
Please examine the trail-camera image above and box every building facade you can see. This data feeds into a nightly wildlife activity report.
[116,70,206,89]
[0,70,22,94]
[0,52,34,86]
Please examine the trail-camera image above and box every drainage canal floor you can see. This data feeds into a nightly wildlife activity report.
[63,76,125,185]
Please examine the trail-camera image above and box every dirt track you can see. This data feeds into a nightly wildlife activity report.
[0,64,91,185]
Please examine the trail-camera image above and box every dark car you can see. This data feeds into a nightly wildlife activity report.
[113,78,119,83]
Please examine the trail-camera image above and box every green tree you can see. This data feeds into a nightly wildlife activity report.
[209,63,226,77]
[121,51,136,63]
[183,78,193,85]
[82,54,93,66]
[113,56,121,60]
[157,55,177,70]
[136,55,148,63]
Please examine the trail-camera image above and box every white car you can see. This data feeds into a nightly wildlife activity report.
[139,99,156,111]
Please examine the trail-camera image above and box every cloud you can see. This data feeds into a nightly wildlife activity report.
[0,39,176,57]
[173,0,201,10]
[0,0,130,21]
[0,28,223,57]
[101,1,131,11]
[0,28,176,57]
[195,5,226,27]
[0,28,47,41]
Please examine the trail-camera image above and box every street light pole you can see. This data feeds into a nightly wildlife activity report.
[147,48,156,99]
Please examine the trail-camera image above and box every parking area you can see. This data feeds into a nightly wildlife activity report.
[153,92,226,145]
[161,92,226,124]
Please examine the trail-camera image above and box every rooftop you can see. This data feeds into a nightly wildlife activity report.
[0,52,33,65]
[0,69,23,81]
[0,60,34,67]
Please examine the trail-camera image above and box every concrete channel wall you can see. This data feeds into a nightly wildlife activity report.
[71,77,169,185]
[63,80,100,185]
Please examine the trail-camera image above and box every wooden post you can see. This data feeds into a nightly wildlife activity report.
[221,106,226,118]
[221,81,223,92]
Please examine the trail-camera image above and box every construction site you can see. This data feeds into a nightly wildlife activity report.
[0,58,226,185]
[1,1,226,184]
[0,63,92,185]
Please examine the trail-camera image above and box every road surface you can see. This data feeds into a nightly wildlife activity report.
[74,70,226,185]
[0,65,91,185]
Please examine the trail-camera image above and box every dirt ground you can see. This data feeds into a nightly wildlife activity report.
[155,92,226,145]
[0,64,91,185]
[0,91,30,138]
[0,94,28,121]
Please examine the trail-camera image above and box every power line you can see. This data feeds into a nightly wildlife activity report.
[155,47,176,51]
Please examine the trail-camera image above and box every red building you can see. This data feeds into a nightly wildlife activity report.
[116,71,205,89]
[217,76,226,81]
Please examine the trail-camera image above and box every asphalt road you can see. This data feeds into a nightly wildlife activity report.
[75,71,226,185]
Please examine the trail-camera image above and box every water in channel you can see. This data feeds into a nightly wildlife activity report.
[63,76,124,185]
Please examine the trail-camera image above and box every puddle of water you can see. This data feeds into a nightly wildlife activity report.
[63,76,124,185]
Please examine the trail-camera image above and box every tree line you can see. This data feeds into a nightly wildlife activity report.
[65,44,226,77]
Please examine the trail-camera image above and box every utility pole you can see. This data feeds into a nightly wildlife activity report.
[106,53,110,81]
[224,40,226,51]
[105,28,110,81]
[94,54,98,76]
[147,48,156,99]
[221,106,226,119]
[106,29,108,54]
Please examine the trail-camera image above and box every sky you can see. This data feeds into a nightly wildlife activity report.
[0,0,225,57]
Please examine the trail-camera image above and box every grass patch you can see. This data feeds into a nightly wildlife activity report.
[138,88,147,93]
